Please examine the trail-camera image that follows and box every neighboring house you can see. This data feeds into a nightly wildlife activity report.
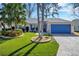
[72,19,79,32]
[27,18,74,34]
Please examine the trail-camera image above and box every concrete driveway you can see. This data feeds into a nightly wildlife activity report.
[53,34,79,56]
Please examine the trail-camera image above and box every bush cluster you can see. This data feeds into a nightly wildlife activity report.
[1,29,23,37]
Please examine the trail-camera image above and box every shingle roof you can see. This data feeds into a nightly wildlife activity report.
[27,18,71,24]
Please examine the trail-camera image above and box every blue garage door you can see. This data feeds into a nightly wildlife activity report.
[51,24,71,34]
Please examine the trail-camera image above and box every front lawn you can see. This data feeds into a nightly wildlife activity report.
[0,38,11,44]
[0,31,10,44]
[0,32,59,56]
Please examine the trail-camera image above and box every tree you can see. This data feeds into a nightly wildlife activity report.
[39,3,60,18]
[26,3,35,18]
[36,3,45,38]
[69,3,79,17]
[0,4,7,30]
[41,3,45,36]
[36,3,61,38]
[0,3,27,29]
[51,3,60,17]
[37,3,41,38]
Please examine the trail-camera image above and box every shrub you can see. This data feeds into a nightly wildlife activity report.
[1,29,23,37]
[1,30,7,35]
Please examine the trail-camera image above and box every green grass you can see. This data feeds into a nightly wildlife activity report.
[0,31,10,44]
[0,32,59,56]
[0,39,9,44]
[0,38,12,44]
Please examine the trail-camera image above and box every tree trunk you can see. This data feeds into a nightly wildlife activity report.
[28,3,31,18]
[1,22,6,31]
[41,3,44,36]
[37,3,41,38]
[45,9,48,18]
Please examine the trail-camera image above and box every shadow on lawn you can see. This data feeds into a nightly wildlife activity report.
[23,43,39,56]
[9,37,41,56]
[8,42,33,56]
[23,37,42,56]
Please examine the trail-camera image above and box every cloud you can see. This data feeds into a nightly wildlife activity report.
[58,5,74,15]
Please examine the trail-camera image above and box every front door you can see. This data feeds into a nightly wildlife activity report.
[43,23,47,32]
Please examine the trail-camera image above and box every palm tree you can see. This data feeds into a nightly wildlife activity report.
[0,4,7,31]
[0,3,27,30]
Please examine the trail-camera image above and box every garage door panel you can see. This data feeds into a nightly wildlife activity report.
[51,24,71,34]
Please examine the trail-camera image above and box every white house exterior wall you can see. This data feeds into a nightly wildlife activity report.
[71,23,74,33]
[72,20,79,31]
[47,23,51,34]
[27,18,74,34]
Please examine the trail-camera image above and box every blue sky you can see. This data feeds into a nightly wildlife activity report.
[58,3,74,21]
[57,3,78,21]
[31,3,79,21]
[0,3,79,21]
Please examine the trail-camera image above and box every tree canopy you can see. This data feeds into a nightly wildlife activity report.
[0,3,27,26]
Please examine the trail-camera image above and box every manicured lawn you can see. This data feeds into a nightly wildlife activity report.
[0,32,59,56]
[0,37,12,44]
[0,39,9,44]
[0,31,10,44]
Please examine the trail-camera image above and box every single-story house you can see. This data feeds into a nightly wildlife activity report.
[27,18,74,34]
[72,19,79,32]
